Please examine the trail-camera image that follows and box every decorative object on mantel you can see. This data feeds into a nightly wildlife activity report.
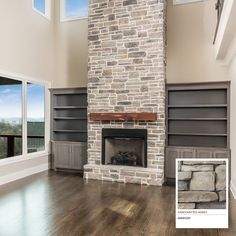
[89,112,158,121]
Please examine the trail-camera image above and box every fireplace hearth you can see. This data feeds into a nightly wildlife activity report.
[102,129,147,168]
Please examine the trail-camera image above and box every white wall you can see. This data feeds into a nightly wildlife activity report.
[167,0,228,83]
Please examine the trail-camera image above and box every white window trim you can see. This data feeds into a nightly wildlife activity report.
[60,0,88,22]
[32,0,51,20]
[173,0,203,5]
[0,70,51,165]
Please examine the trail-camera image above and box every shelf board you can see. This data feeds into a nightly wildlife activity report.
[54,130,87,133]
[168,104,227,108]
[54,117,87,120]
[168,118,227,121]
[168,133,227,137]
[53,106,87,109]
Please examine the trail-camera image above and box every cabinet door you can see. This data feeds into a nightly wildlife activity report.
[71,143,87,170]
[53,142,71,169]
[213,150,230,158]
[179,148,196,158]
[196,149,213,158]
[165,148,179,179]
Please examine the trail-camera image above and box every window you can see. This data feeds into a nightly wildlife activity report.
[32,0,50,19]
[27,83,45,154]
[61,0,88,22]
[0,79,22,159]
[0,76,48,161]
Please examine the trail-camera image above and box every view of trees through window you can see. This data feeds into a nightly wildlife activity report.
[27,82,45,154]
[0,78,45,159]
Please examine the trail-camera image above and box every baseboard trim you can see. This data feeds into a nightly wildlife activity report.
[0,163,49,186]
[230,180,236,199]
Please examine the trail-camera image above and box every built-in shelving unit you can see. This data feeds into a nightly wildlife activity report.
[50,87,88,172]
[165,82,231,184]
[167,82,230,148]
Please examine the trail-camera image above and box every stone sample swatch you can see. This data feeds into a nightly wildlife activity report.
[216,165,226,191]
[181,165,214,172]
[178,191,218,203]
[190,171,215,191]
[178,171,192,180]
[178,203,196,209]
[177,160,226,209]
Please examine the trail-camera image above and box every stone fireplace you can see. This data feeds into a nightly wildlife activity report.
[84,0,166,185]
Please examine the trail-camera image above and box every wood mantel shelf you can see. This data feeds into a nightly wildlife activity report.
[89,112,158,121]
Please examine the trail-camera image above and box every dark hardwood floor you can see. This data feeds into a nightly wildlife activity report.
[0,171,235,236]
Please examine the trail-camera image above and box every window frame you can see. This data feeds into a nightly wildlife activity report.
[32,0,51,20]
[173,0,203,5]
[0,70,50,165]
[60,0,88,22]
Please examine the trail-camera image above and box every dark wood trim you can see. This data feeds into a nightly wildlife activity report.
[89,112,158,121]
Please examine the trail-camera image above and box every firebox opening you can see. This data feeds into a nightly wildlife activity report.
[102,129,147,168]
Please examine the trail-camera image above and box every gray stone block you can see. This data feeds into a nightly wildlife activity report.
[178,181,188,191]
[219,190,226,202]
[183,161,226,165]
[178,171,192,180]
[190,172,215,191]
[196,202,226,209]
[181,165,213,172]
[178,191,218,203]
[178,203,196,209]
[216,165,226,191]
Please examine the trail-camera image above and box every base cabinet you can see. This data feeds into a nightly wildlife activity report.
[165,147,230,183]
[52,141,87,171]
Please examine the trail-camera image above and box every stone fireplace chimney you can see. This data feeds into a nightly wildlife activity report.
[84,0,166,185]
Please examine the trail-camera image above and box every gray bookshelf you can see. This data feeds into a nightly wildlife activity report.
[165,82,231,184]
[167,82,230,148]
[50,87,87,171]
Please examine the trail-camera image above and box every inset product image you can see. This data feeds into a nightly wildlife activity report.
[177,160,227,210]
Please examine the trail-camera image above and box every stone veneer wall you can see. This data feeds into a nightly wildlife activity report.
[178,161,227,209]
[84,0,166,185]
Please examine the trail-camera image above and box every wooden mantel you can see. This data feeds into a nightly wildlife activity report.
[89,112,158,121]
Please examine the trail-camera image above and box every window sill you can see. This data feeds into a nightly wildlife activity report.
[0,151,49,167]
[60,16,88,23]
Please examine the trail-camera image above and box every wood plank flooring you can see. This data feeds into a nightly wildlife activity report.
[0,171,235,236]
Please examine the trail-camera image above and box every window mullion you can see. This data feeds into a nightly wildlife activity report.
[22,81,27,156]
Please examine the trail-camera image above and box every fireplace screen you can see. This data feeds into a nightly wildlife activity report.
[102,129,147,167]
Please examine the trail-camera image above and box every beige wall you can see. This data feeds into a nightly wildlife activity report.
[0,0,54,180]
[167,0,228,83]
[229,56,236,195]
[0,0,54,82]
[53,0,88,88]
[0,0,88,182]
